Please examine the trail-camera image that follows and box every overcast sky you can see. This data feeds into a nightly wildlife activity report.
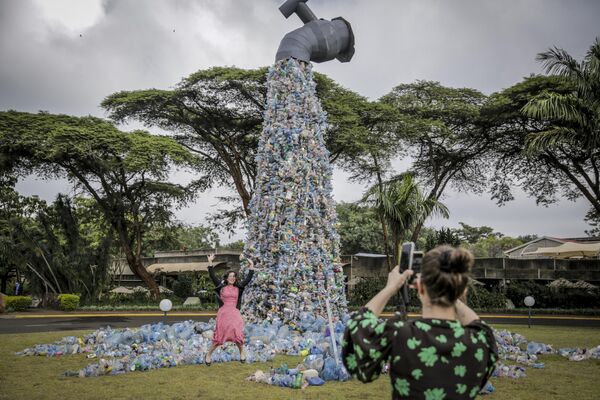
[1,0,599,241]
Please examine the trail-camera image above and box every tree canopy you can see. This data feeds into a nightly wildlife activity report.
[0,111,199,298]
[101,66,372,228]
[483,38,600,225]
[381,81,495,241]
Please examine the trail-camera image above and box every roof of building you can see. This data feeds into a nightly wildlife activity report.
[504,236,566,255]
[354,253,388,258]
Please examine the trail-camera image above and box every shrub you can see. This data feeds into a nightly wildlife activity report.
[467,285,507,309]
[348,277,420,308]
[505,280,600,309]
[349,278,507,310]
[348,277,387,306]
[173,274,194,299]
[57,294,80,311]
[6,296,32,311]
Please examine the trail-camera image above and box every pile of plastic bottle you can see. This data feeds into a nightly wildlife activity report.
[16,317,600,394]
[16,313,350,379]
[556,345,600,361]
[238,57,347,327]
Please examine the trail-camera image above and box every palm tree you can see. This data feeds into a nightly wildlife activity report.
[523,37,599,151]
[363,173,449,268]
[521,37,600,216]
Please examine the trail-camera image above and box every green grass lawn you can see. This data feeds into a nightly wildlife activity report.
[0,324,599,400]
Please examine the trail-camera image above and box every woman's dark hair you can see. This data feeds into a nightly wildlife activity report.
[222,270,237,284]
[421,245,473,306]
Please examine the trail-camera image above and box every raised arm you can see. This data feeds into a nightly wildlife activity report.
[207,253,220,286]
[366,265,413,316]
[239,258,255,288]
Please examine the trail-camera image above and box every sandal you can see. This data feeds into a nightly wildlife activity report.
[205,354,212,366]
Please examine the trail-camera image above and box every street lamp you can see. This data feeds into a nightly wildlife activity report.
[159,299,172,324]
[524,296,535,328]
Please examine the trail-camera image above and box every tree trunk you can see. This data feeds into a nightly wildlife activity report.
[116,223,160,300]
[410,220,424,244]
[125,251,160,300]
[374,156,392,271]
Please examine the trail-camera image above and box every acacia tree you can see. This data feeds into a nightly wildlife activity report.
[0,111,199,299]
[101,66,371,229]
[381,81,494,242]
[483,38,599,229]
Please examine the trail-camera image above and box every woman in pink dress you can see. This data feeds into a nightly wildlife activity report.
[205,253,255,365]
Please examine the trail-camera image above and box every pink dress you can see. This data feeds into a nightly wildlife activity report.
[212,285,245,346]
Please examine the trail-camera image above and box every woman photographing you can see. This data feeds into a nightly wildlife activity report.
[205,253,255,365]
[342,245,498,399]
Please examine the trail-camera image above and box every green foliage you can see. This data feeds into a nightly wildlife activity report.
[336,202,385,255]
[484,37,600,225]
[57,294,80,311]
[348,277,387,306]
[220,240,245,251]
[505,281,600,309]
[466,236,523,258]
[177,225,219,250]
[466,285,507,309]
[0,111,199,299]
[456,222,501,244]
[363,173,448,264]
[381,81,493,242]
[584,209,600,237]
[173,273,195,299]
[423,227,461,251]
[5,296,31,311]
[142,223,218,256]
[101,66,372,231]
[517,234,539,243]
[0,183,46,289]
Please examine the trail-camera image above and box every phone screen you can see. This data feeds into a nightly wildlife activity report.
[399,242,414,271]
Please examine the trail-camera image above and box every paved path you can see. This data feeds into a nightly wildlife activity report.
[2,311,600,334]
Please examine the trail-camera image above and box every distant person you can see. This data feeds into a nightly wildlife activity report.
[205,253,255,365]
[342,246,498,399]
[15,281,21,296]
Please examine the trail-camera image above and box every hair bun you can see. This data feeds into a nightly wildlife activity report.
[449,248,474,273]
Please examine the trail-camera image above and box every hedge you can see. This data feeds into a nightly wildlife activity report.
[505,280,600,309]
[6,296,32,311]
[57,294,80,311]
[349,277,507,310]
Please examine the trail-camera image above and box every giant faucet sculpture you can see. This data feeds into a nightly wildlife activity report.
[240,0,355,326]
[276,0,355,63]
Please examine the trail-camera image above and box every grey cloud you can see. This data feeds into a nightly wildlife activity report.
[2,0,598,240]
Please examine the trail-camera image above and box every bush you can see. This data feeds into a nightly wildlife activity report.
[467,285,507,309]
[57,294,80,311]
[173,274,194,299]
[506,280,600,309]
[6,296,32,311]
[348,277,387,306]
[349,278,507,311]
[348,277,420,308]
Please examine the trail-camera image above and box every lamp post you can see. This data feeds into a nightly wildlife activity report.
[524,296,535,328]
[159,299,172,324]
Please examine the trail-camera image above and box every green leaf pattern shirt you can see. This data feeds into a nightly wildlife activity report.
[342,308,498,399]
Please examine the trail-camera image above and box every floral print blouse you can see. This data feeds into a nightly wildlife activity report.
[342,308,498,399]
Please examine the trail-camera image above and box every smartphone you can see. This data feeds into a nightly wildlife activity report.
[399,242,414,271]
[398,242,414,310]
